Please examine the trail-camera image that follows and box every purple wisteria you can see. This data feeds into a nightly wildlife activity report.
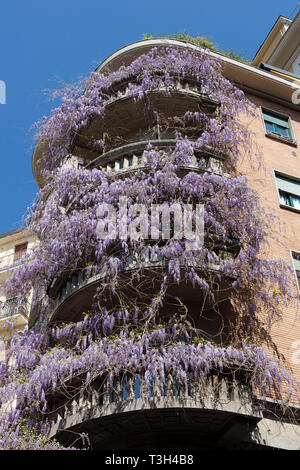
[0,45,298,449]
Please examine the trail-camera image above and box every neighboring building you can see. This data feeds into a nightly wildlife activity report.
[0,229,35,359]
[2,11,300,449]
[252,12,300,77]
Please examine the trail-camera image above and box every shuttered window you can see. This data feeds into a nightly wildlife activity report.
[275,173,300,210]
[262,109,293,140]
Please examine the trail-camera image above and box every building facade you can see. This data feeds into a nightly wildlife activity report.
[0,229,35,361]
[1,12,300,450]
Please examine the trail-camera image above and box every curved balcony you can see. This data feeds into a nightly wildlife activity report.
[48,371,262,449]
[104,71,218,104]
[32,78,219,187]
[96,38,208,75]
[84,139,227,176]
[70,82,218,159]
[44,237,240,325]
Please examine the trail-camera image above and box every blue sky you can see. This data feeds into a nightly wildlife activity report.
[0,0,299,234]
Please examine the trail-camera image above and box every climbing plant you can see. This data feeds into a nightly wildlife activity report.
[0,45,298,450]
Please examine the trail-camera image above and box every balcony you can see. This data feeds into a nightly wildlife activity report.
[0,300,17,320]
[84,139,226,177]
[71,86,218,160]
[44,237,240,325]
[96,38,207,75]
[0,254,25,286]
[32,77,220,187]
[48,371,262,449]
[104,71,218,104]
[0,298,27,329]
[0,253,23,274]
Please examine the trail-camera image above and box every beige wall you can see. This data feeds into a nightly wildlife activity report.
[0,231,36,342]
[0,234,36,284]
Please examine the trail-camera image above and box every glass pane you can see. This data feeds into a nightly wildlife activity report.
[276,125,290,138]
[279,191,290,206]
[291,194,300,210]
[265,121,275,133]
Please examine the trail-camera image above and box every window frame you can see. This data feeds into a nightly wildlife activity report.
[273,170,300,213]
[261,107,296,145]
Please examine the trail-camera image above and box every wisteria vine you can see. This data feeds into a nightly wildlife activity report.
[0,44,299,450]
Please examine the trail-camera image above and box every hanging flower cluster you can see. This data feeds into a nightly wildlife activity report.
[6,150,293,325]
[1,45,298,449]
[34,46,255,175]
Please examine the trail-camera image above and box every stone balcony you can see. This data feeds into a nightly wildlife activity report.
[47,371,263,449]
[43,237,240,325]
[32,78,220,187]
[0,298,28,330]
[0,253,24,282]
[96,38,206,75]
[70,80,219,161]
[84,139,226,177]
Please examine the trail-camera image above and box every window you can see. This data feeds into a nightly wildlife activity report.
[292,251,300,291]
[275,172,300,210]
[262,109,294,142]
[13,242,28,262]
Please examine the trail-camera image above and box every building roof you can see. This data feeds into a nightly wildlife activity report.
[252,15,292,63]
[0,228,24,240]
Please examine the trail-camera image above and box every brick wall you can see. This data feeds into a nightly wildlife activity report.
[238,93,300,389]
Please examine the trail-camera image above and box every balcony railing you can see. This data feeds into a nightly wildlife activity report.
[0,299,20,320]
[46,237,240,324]
[84,139,226,176]
[103,73,219,110]
[48,370,262,443]
[0,253,24,274]
[70,78,220,161]
[48,250,168,304]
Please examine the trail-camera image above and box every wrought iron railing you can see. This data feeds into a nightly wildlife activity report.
[0,254,24,273]
[0,299,18,320]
